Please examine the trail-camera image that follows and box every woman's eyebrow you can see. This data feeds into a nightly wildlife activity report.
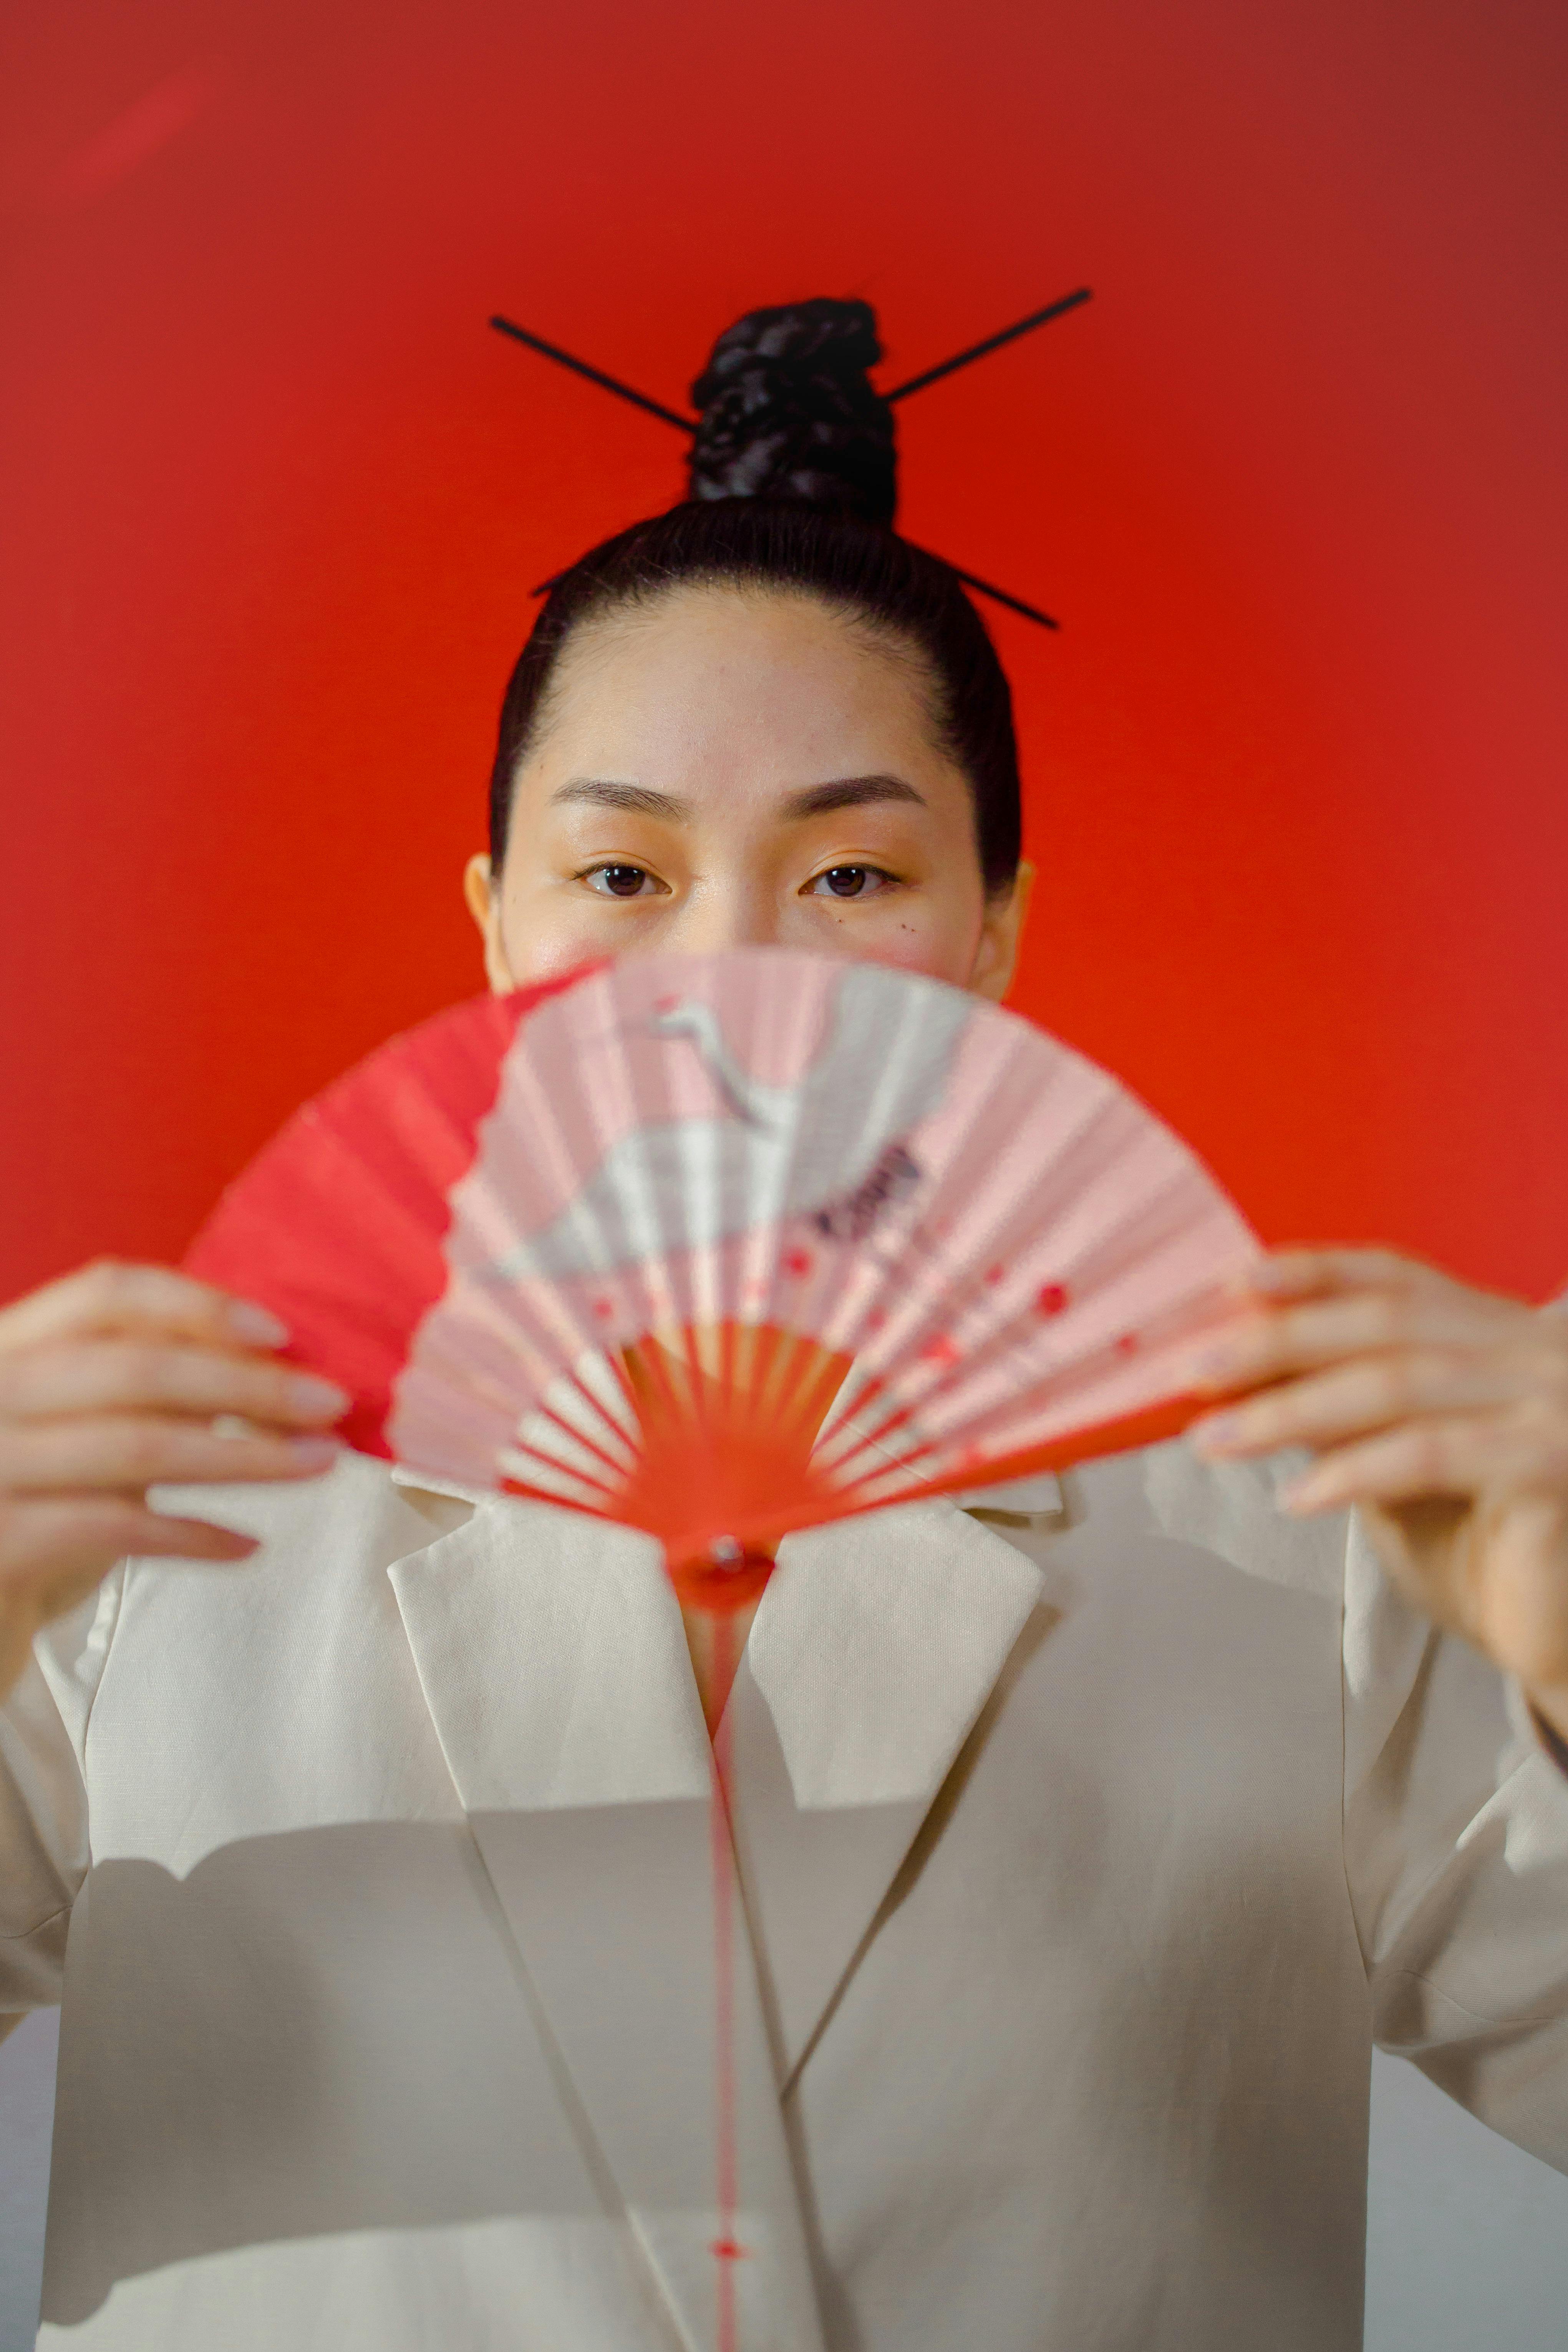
[550,778,691,819]
[780,774,927,819]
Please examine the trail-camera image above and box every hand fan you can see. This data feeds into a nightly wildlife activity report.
[187,946,1258,1610]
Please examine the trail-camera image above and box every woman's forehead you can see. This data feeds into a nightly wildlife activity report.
[529,583,945,774]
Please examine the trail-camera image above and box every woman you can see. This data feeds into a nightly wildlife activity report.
[2,300,1565,2351]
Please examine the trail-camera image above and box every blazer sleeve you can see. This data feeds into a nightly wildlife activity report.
[0,1571,123,2025]
[1341,1510,1568,2172]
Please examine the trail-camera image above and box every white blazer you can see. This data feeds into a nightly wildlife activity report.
[2,1444,1566,2350]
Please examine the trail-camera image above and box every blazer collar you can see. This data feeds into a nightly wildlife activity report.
[386,1468,1062,1817]
[745,1493,1052,1809]
[388,1477,1061,2069]
[388,1480,709,1810]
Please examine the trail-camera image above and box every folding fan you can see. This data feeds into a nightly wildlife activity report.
[187,947,1258,1611]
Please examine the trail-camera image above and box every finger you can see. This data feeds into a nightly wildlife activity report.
[0,1262,288,1359]
[125,1511,261,1560]
[0,1416,340,1494]
[1180,1287,1527,1396]
[0,1495,259,1590]
[1227,1247,1467,1304]
[0,1501,263,1585]
[1277,1409,1568,1515]
[0,1340,347,1429]
[1190,1349,1543,1459]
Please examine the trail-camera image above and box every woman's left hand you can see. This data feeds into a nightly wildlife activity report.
[1185,1249,1568,1744]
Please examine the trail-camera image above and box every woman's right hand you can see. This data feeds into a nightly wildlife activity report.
[0,1261,347,1701]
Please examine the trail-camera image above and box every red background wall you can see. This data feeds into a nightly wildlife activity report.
[3,0,1565,1307]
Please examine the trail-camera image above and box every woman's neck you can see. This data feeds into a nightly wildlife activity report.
[681,1599,760,1736]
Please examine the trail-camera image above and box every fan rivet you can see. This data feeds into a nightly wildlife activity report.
[709,1535,745,1569]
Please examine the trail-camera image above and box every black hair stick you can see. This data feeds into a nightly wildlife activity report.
[488,316,697,434]
[884,288,1092,404]
[944,565,1059,630]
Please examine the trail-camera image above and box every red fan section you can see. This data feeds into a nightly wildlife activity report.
[186,967,596,1459]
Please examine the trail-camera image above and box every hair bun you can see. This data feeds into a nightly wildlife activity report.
[688,297,897,525]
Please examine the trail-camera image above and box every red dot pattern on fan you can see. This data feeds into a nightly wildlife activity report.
[1037,1282,1070,1315]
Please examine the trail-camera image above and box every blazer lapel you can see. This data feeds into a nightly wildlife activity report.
[388,1486,826,2351]
[720,1494,1063,2083]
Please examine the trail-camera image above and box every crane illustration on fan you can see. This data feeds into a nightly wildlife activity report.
[188,947,1257,1608]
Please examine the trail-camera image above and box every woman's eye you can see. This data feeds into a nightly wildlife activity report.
[583,864,658,898]
[807,865,894,900]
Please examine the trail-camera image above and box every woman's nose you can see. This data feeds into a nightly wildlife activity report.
[670,878,779,952]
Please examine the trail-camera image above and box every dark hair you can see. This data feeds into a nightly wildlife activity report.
[488,299,1022,893]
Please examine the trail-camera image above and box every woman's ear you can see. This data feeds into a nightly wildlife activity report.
[462,853,517,994]
[968,859,1034,1003]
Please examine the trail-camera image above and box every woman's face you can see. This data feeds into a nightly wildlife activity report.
[465,585,1029,1000]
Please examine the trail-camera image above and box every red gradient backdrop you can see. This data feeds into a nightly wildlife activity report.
[3,0,1565,1307]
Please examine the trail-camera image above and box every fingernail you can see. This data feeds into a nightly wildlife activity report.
[228,1301,290,1348]
[1276,1475,1326,1514]
[287,1435,342,1468]
[286,1373,351,1419]
[1191,1411,1244,1454]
